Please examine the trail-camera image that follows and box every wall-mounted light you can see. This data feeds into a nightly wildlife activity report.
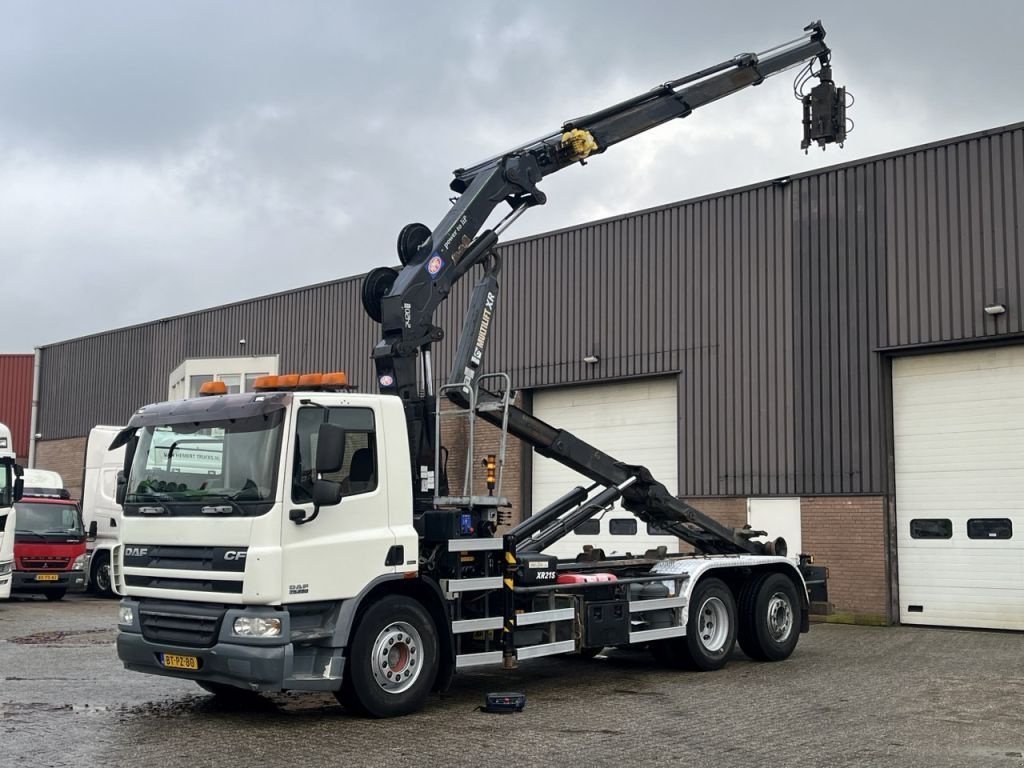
[984,304,1007,316]
[583,355,600,364]
[238,338,247,345]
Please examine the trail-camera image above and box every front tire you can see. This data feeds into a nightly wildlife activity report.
[737,572,801,662]
[90,552,115,598]
[336,594,439,718]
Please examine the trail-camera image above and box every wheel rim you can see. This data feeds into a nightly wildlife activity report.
[96,563,111,592]
[766,592,794,642]
[696,596,730,652]
[370,621,423,694]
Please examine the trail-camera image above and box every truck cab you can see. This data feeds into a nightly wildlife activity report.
[115,385,419,694]
[12,469,87,600]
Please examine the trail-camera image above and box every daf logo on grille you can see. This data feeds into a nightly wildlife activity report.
[223,551,247,561]
[125,547,148,558]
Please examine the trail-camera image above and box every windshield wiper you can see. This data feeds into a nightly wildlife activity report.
[128,494,174,515]
[198,494,252,516]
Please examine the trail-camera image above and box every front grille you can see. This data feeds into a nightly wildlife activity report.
[123,545,247,572]
[139,602,226,648]
[126,575,243,593]
[21,556,71,571]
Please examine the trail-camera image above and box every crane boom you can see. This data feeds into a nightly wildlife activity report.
[362,22,848,552]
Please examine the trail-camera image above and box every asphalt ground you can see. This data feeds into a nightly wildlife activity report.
[1,594,1022,768]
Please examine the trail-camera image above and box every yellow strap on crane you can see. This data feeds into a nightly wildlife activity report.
[561,128,599,159]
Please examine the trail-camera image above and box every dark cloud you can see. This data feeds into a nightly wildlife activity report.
[2,1,1022,352]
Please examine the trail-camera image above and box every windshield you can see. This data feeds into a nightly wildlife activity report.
[126,411,284,505]
[15,501,84,537]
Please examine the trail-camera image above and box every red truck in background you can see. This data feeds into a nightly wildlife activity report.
[13,469,86,601]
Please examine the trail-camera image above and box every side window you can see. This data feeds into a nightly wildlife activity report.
[292,407,377,502]
[967,518,1012,540]
[609,518,638,536]
[909,518,952,539]
[646,522,673,536]
[573,519,600,536]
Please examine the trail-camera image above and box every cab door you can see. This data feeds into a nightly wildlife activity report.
[280,398,395,602]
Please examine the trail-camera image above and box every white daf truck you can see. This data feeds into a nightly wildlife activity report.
[114,24,843,716]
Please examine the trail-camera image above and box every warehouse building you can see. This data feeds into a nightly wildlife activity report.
[31,121,1024,628]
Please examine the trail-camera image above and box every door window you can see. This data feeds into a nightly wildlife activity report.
[292,407,377,502]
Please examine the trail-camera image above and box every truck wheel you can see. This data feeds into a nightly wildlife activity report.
[737,572,800,662]
[650,577,736,671]
[90,553,114,598]
[44,590,66,602]
[336,594,439,718]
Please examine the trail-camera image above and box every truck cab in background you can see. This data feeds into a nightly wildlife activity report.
[81,426,127,597]
[12,468,87,600]
[0,423,22,600]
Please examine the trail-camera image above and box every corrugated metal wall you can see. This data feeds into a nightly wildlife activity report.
[0,354,34,458]
[37,122,1024,497]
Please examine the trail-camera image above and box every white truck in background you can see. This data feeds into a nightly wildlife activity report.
[82,425,224,596]
[82,426,126,597]
[0,422,21,599]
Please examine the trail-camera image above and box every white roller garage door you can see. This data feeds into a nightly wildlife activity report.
[894,345,1024,630]
[531,377,679,559]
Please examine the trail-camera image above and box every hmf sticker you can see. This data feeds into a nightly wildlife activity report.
[426,253,445,278]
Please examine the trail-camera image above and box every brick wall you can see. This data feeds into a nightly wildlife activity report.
[686,497,748,529]
[801,496,888,623]
[439,398,524,529]
[34,437,89,500]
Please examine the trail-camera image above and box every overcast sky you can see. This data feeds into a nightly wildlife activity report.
[2,1,1022,353]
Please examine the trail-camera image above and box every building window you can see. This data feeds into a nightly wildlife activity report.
[646,522,673,536]
[573,520,600,536]
[189,375,214,398]
[609,518,638,535]
[967,518,1012,540]
[219,374,242,394]
[909,519,953,539]
[291,407,377,503]
[244,372,269,392]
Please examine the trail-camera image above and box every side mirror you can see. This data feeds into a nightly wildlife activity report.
[13,476,23,503]
[115,470,128,506]
[88,520,98,540]
[315,423,347,474]
[313,478,343,510]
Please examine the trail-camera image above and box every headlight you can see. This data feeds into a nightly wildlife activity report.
[72,555,86,571]
[118,605,134,626]
[232,616,282,637]
[0,561,12,577]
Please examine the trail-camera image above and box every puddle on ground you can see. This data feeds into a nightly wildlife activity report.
[8,628,118,647]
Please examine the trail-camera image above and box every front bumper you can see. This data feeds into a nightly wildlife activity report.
[13,570,86,593]
[117,630,293,691]
[116,598,343,692]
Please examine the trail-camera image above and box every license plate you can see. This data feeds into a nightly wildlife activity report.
[35,574,60,582]
[161,653,200,670]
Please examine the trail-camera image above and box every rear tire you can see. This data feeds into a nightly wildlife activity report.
[44,589,66,602]
[336,594,439,718]
[737,572,801,662]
